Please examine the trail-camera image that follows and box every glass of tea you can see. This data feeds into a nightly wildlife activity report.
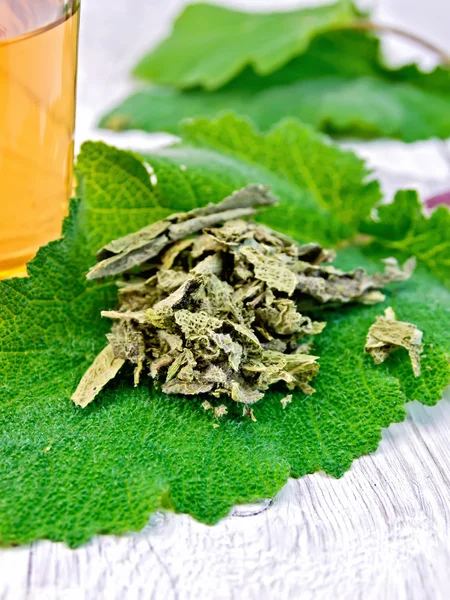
[0,0,80,278]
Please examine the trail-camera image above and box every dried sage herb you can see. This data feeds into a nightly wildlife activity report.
[87,184,277,280]
[73,185,416,412]
[72,344,125,408]
[365,307,423,376]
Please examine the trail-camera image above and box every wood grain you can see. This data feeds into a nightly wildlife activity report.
[1,1,450,598]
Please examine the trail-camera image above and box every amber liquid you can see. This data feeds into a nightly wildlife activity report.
[0,0,80,278]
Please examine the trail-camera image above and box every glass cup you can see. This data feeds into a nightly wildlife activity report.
[0,0,80,278]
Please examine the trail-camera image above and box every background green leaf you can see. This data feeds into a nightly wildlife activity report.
[102,29,450,141]
[148,113,381,245]
[361,190,450,286]
[1,118,449,547]
[133,1,359,90]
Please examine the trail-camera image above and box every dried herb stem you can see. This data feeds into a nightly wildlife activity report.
[347,19,450,66]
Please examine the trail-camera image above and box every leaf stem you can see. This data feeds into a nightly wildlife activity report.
[349,19,450,66]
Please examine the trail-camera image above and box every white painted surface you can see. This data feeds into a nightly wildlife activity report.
[2,1,450,598]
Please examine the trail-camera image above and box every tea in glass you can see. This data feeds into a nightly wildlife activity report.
[0,0,80,277]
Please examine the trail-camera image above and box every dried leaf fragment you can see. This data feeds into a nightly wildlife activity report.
[365,307,423,377]
[280,394,293,409]
[215,405,228,418]
[201,400,228,419]
[243,406,257,422]
[295,257,415,308]
[72,344,125,408]
[239,246,297,295]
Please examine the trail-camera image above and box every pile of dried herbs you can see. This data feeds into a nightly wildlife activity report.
[73,185,417,413]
